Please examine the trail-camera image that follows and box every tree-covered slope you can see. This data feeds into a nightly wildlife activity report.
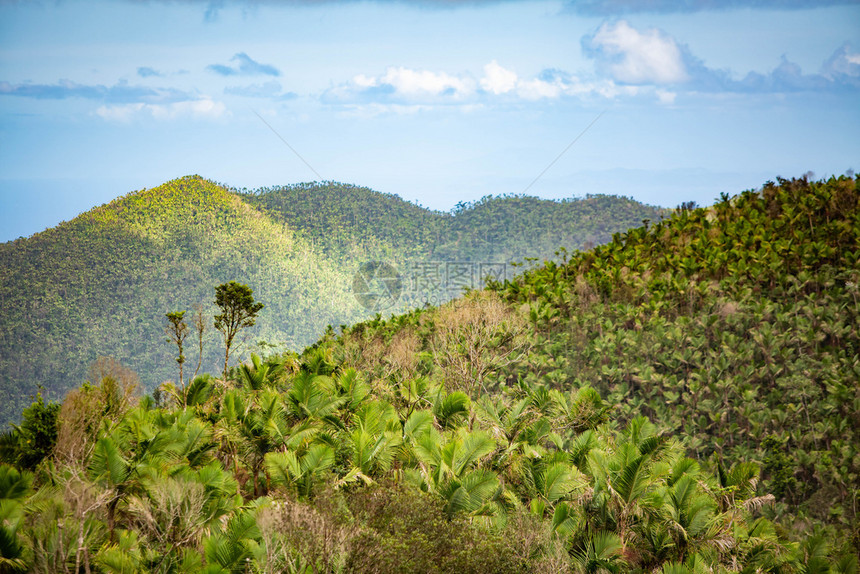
[0,176,362,424]
[330,175,860,556]
[0,178,664,427]
[241,182,667,264]
[492,175,860,532]
[436,193,666,262]
[241,182,448,261]
[1,175,857,572]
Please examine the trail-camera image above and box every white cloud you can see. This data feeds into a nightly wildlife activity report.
[479,63,625,101]
[588,21,688,84]
[324,66,476,105]
[324,60,642,109]
[381,67,475,98]
[656,89,677,104]
[514,71,631,101]
[517,77,564,100]
[367,67,474,99]
[95,103,146,122]
[481,60,518,95]
[96,98,227,122]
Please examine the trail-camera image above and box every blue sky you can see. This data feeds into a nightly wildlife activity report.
[1,0,858,242]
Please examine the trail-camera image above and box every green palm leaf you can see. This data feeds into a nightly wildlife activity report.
[264,451,300,487]
[403,409,434,440]
[453,430,495,477]
[541,461,583,503]
[0,465,32,504]
[572,531,624,574]
[90,437,130,487]
[442,468,500,518]
[613,454,649,505]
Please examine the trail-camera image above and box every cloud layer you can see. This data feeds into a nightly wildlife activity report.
[318,23,859,113]
[0,79,227,121]
[0,79,189,103]
[585,21,688,84]
[95,98,227,121]
[322,60,629,108]
[2,21,856,121]
[91,0,859,14]
[207,53,280,77]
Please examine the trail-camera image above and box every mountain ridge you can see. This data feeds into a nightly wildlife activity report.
[0,176,665,426]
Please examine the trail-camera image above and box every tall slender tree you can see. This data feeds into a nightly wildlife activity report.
[192,303,206,381]
[214,281,264,381]
[165,311,188,390]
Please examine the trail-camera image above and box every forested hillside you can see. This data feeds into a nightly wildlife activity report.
[0,177,361,426]
[490,175,860,534]
[240,182,447,260]
[241,182,661,263]
[329,174,860,562]
[1,175,856,572]
[0,177,663,425]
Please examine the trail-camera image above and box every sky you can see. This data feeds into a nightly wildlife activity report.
[1,0,859,242]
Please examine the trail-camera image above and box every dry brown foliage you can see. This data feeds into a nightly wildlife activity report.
[503,510,573,574]
[55,357,140,464]
[432,290,530,396]
[127,477,209,550]
[382,328,421,380]
[337,324,423,386]
[256,493,350,573]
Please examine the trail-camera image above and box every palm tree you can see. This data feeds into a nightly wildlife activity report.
[202,506,262,573]
[0,464,33,573]
[410,427,502,520]
[264,444,335,498]
[286,372,346,424]
[235,353,283,393]
[343,401,402,485]
[237,389,289,497]
[88,436,141,542]
[571,531,624,574]
[660,475,715,562]
[585,417,668,558]
[88,407,182,542]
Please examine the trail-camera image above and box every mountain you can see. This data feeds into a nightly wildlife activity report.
[0,177,361,425]
[0,177,664,425]
[1,175,856,572]
[240,182,448,260]
[329,173,860,554]
[241,182,661,264]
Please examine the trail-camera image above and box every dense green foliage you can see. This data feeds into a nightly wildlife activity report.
[3,347,850,573]
[1,174,858,571]
[321,175,860,565]
[241,182,448,261]
[0,391,59,471]
[0,176,359,426]
[490,175,860,538]
[0,177,663,426]
[242,182,663,263]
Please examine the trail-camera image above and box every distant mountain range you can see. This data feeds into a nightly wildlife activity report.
[0,176,664,425]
